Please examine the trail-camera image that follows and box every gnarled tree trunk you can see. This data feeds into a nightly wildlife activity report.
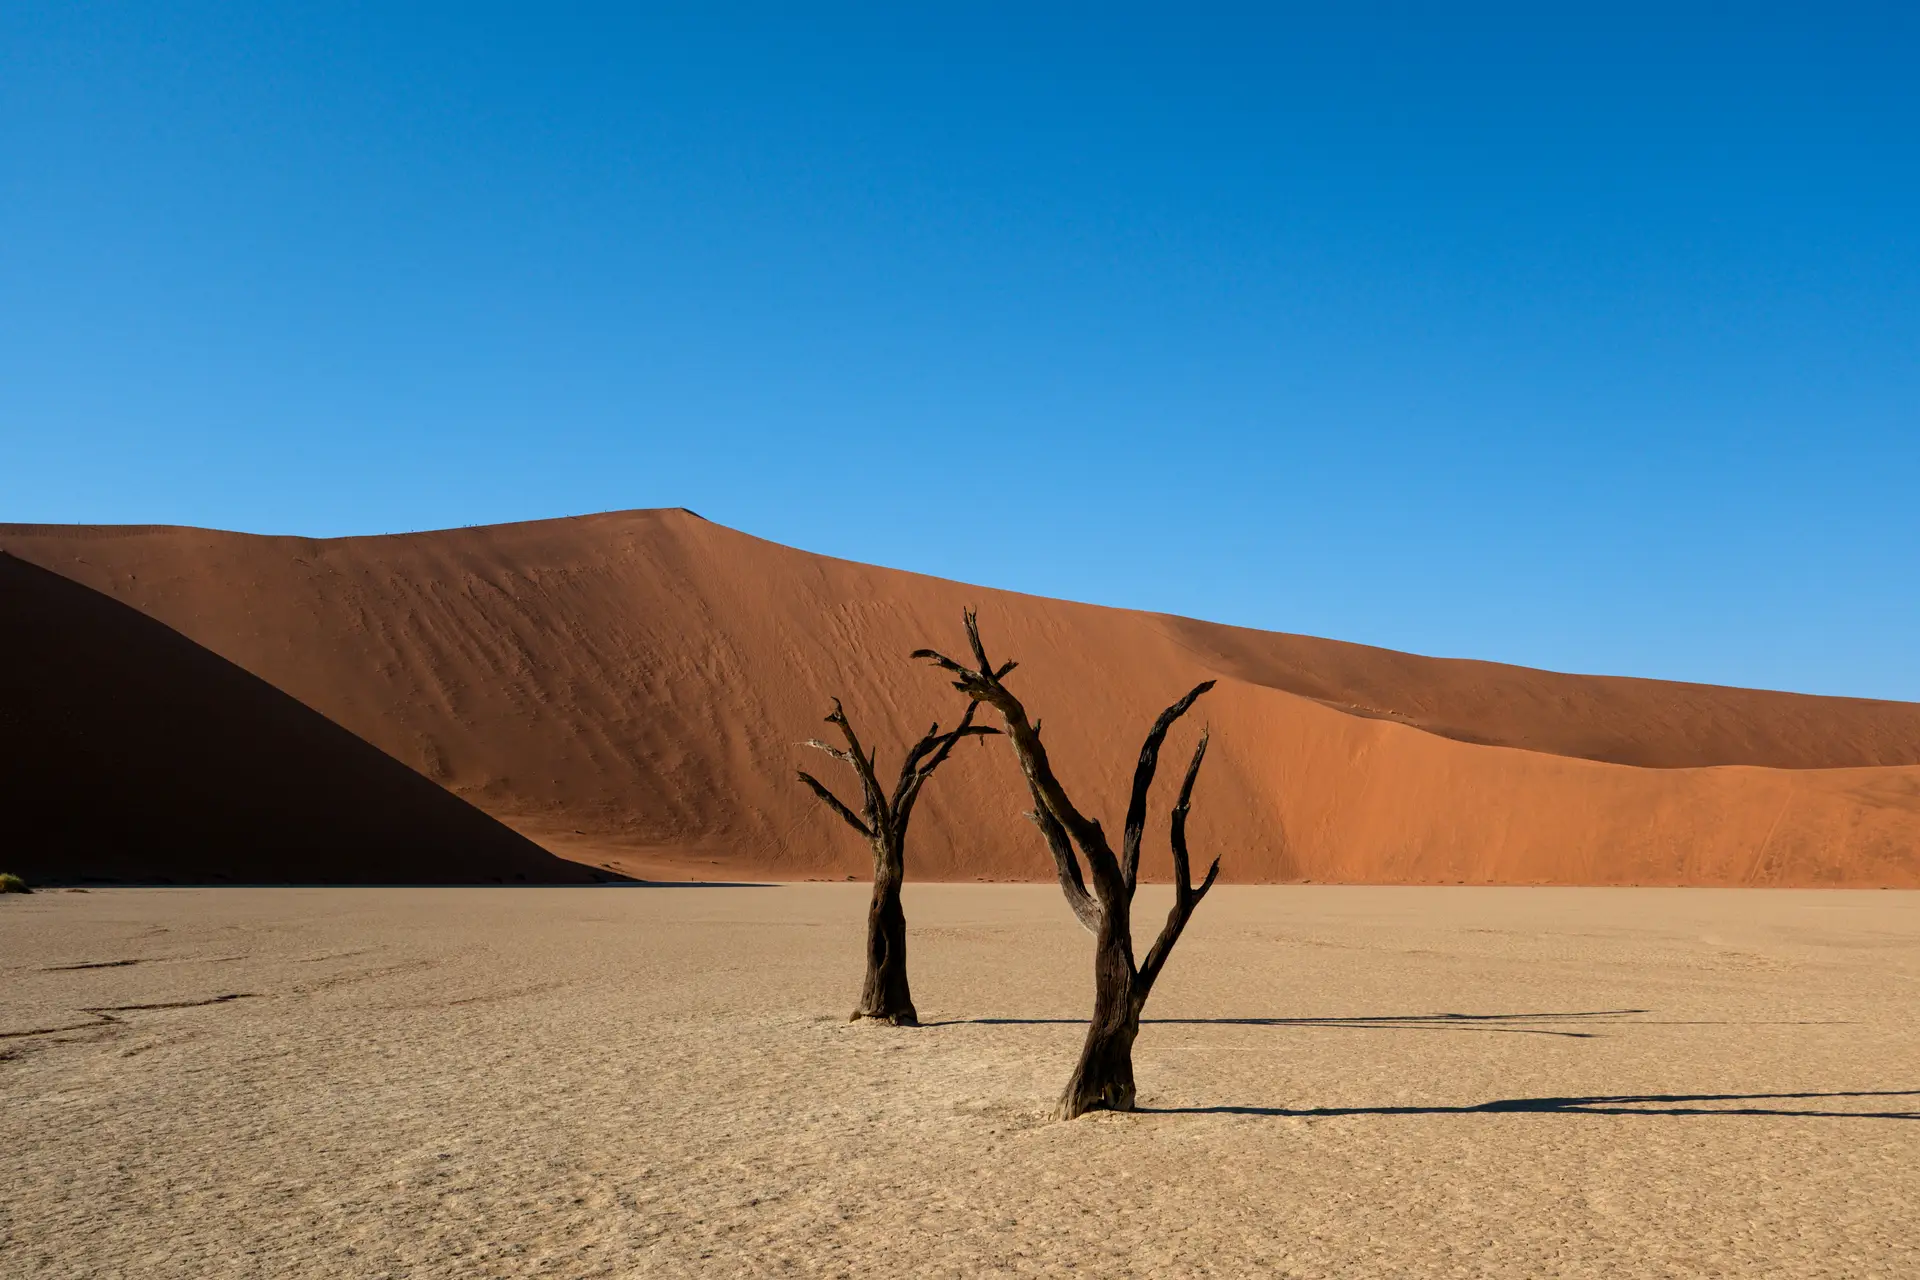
[855,841,914,1022]
[798,697,994,1026]
[916,610,1222,1118]
[1060,916,1141,1114]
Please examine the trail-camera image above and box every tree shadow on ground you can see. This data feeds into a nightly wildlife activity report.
[921,1008,1909,1117]
[925,1009,1652,1039]
[1144,1089,1920,1120]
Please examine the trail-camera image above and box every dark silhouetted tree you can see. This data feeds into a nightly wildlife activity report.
[915,610,1220,1117]
[798,698,997,1025]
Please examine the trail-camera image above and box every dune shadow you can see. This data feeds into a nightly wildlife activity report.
[0,553,610,886]
[1145,1089,1920,1120]
[924,1009,1649,1039]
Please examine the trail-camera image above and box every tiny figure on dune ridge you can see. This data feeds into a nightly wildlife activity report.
[916,609,1222,1119]
[796,697,998,1025]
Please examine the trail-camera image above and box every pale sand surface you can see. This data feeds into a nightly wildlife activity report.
[4,885,1917,1277]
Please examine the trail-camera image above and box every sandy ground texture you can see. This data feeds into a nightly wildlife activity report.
[4,884,1917,1278]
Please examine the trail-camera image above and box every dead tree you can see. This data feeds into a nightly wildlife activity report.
[798,697,996,1025]
[915,610,1220,1118]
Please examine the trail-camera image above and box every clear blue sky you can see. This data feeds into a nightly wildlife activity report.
[4,4,1916,699]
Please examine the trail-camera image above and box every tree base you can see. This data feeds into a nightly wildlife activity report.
[1053,1075,1136,1120]
[849,1007,919,1027]
[1053,1026,1138,1119]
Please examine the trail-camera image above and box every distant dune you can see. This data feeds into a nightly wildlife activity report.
[4,509,1918,886]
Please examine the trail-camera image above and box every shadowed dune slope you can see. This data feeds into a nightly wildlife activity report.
[4,510,1918,886]
[0,553,603,884]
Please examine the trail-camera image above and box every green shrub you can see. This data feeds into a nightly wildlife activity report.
[0,873,30,894]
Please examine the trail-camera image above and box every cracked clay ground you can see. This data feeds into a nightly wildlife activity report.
[4,884,1917,1277]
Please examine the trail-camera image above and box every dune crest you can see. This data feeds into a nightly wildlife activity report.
[4,509,1917,886]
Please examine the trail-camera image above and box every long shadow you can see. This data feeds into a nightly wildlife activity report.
[0,553,611,886]
[924,1009,1650,1039]
[1146,1089,1920,1120]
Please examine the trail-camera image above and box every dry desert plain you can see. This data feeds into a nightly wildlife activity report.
[6,509,1920,1275]
[5,882,1918,1278]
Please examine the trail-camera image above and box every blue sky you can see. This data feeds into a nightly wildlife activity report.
[4,4,1916,699]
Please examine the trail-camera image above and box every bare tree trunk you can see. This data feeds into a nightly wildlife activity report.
[1056,916,1139,1117]
[853,842,916,1024]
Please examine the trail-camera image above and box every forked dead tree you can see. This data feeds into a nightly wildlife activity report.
[915,611,1220,1118]
[797,698,996,1025]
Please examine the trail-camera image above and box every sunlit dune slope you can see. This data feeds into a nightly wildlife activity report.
[4,509,1917,886]
[0,553,602,885]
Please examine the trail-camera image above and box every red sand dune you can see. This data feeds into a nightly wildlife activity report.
[4,509,1918,887]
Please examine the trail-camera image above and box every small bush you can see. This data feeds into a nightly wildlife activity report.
[0,873,30,894]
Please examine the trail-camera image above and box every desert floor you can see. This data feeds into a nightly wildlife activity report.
[4,884,1917,1278]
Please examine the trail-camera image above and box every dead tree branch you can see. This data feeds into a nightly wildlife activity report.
[795,694,996,1025]
[916,609,1221,1116]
